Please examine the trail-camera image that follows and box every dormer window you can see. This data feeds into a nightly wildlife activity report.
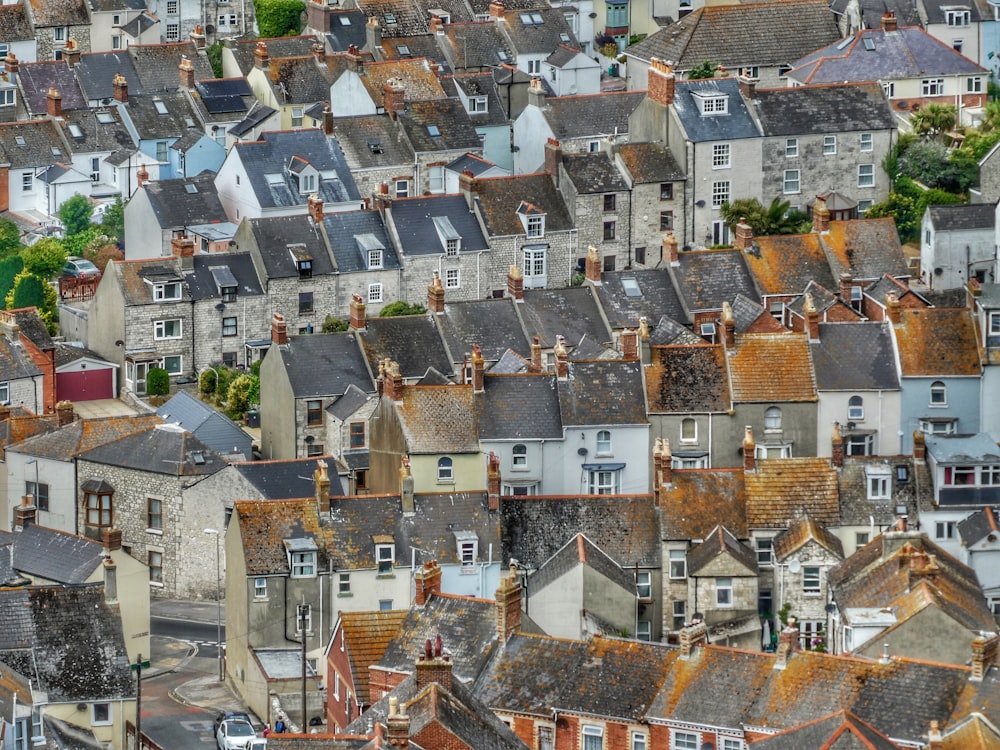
[289,244,313,277]
[300,173,316,194]
[374,535,395,574]
[866,466,891,500]
[469,96,488,113]
[446,238,459,256]
[0,87,14,108]
[221,285,237,302]
[432,216,462,254]
[210,266,239,302]
[946,8,971,26]
[153,281,182,301]
[357,233,386,269]
[298,259,312,278]
[284,537,318,578]
[693,91,729,116]
[454,531,478,571]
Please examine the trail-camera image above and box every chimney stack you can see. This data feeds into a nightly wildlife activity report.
[46,88,62,118]
[885,291,901,324]
[384,359,404,402]
[839,272,854,303]
[400,454,414,513]
[662,232,680,266]
[722,301,735,349]
[322,102,334,135]
[507,264,524,301]
[527,75,545,108]
[678,620,708,659]
[429,15,444,34]
[738,71,756,99]
[414,560,442,605]
[913,430,926,461]
[928,721,943,750]
[489,0,505,19]
[471,343,485,393]
[529,335,542,373]
[804,293,819,341]
[349,293,367,330]
[14,494,36,530]
[136,164,149,189]
[971,634,999,681]
[307,194,324,224]
[171,234,196,268]
[496,565,523,641]
[487,451,501,510]
[544,138,561,185]
[743,426,756,472]
[585,245,602,284]
[366,17,383,51]
[346,44,364,74]
[554,335,568,379]
[311,42,326,64]
[103,556,118,603]
[271,312,288,345]
[882,11,897,31]
[189,24,207,50]
[621,328,638,360]
[4,53,18,82]
[831,421,844,468]
[733,216,753,251]
[254,41,269,69]
[653,437,672,505]
[56,400,74,426]
[458,169,477,208]
[813,195,831,233]
[179,55,196,89]
[415,635,453,691]
[314,459,331,514]
[62,42,81,68]
[112,72,128,103]
[427,272,445,313]
[383,78,405,119]
[386,696,410,747]
[647,58,676,106]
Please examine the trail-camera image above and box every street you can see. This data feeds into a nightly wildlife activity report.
[152,614,225,659]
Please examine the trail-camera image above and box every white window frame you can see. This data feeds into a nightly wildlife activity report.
[989,311,1000,335]
[672,729,699,749]
[587,468,620,494]
[764,406,782,432]
[512,443,527,468]
[469,96,488,113]
[712,143,731,169]
[669,549,687,579]
[936,521,956,539]
[596,430,611,455]
[523,246,547,286]
[848,395,864,420]
[922,78,945,96]
[291,551,316,577]
[860,132,873,152]
[154,281,182,301]
[711,180,730,208]
[394,179,409,198]
[823,135,837,154]
[636,570,652,598]
[867,471,890,500]
[368,283,383,303]
[339,572,351,594]
[785,138,798,157]
[582,725,603,750]
[254,577,267,598]
[636,620,651,641]
[0,88,14,107]
[429,165,445,193]
[756,537,773,566]
[947,9,970,26]
[445,268,460,289]
[21,172,33,193]
[632,732,648,750]
[368,249,383,269]
[376,543,395,573]
[91,703,112,726]
[783,169,800,194]
[930,380,947,405]
[858,164,875,187]
[968,76,984,93]
[803,565,821,594]
[680,418,697,443]
[526,215,545,238]
[716,577,733,607]
[437,456,454,482]
[153,319,182,340]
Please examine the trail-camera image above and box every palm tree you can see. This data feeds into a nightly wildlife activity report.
[909,103,958,142]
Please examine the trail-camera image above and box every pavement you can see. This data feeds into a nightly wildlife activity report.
[71,398,144,419]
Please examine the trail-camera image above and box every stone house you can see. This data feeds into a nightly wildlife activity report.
[332,113,416,200]
[25,0,92,61]
[613,142,686,265]
[243,44,339,132]
[123,173,228,260]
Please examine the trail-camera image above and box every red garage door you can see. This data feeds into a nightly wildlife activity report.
[57,369,114,401]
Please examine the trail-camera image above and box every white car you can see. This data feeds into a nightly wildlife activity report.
[248,741,267,750]
[216,719,257,750]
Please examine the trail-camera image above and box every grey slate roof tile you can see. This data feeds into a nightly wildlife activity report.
[441,23,513,69]
[130,42,214,92]
[811,321,900,391]
[557,359,647,426]
[560,153,628,194]
[388,194,490,256]
[752,83,895,136]
[324,210,402,273]
[531,533,636,595]
[75,51,144,101]
[398,98,484,152]
[595,270,687,329]
[0,119,70,170]
[478,373,562,440]
[645,344,731,413]
[60,108,136,156]
[927,203,996,231]
[77,424,227,477]
[501,7,579,56]
[672,249,758,314]
[516,287,611,350]
[672,78,761,143]
[435,298,529,363]
[540,91,644,141]
[359,315,455,379]
[0,3,32,41]
[125,91,202,140]
[17,61,89,115]
[836,456,933,526]
[232,457,345,498]
[9,525,102,585]
[140,173,228,228]
[334,114,415,170]
[228,36,320,76]
[276,332,375,398]
[184,252,264,301]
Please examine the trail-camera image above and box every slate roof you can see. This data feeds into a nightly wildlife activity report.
[29,0,89,26]
[958,506,1000,546]
[928,203,996,231]
[75,51,144,102]
[501,7,579,55]
[234,457,344,498]
[362,58,446,105]
[338,609,408,704]
[8,525,103,585]
[184,252,264,301]
[560,152,628,194]
[827,0,921,29]
[839,456,932,526]
[557,360,647,426]
[114,258,189,305]
[752,83,895,136]
[7,414,162,460]
[398,98,483,152]
[659,469,748,540]
[60,108,136,156]
[233,129,362,209]
[472,173,573,236]
[11,308,54,352]
[687,525,757,575]
[893,307,981,377]
[323,210,403,273]
[328,384,373,421]
[625,0,840,70]
[744,233,836,295]
[357,0,428,35]
[391,195,490,258]
[501,495,660,569]
[0,588,32,649]
[155,390,253,459]
[397,385,479,453]
[478,373,562,440]
[0,586,133,702]
[823,218,909,281]
[140,173,227,228]
[380,34,447,65]
[516,287,610,350]
[435,299,528,363]
[649,315,703,345]
[728,333,817,402]
[0,119,69,170]
[540,91,644,140]
[18,61,89,115]
[595,270,687,330]
[672,249,758,314]
[535,534,634,602]
[615,142,685,183]
[358,315,455,379]
[228,36,319,76]
[811,321,899,392]
[130,42,214,92]
[745,457,839,528]
[750,711,902,750]
[77,423,227,477]
[772,515,845,561]
[442,23,513,69]
[789,25,986,85]
[645,344,731,413]
[274,332,374,398]
[0,334,43,383]
[671,78,761,142]
[0,3,32,41]
[925,433,1000,463]
[246,214,337,278]
[262,55,337,105]
[334,114,415,170]
[323,10,368,51]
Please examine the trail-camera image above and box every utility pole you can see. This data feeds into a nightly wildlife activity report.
[130,653,149,750]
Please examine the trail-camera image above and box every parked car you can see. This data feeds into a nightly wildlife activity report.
[216,719,257,750]
[214,711,253,736]
[248,741,267,750]
[62,256,101,278]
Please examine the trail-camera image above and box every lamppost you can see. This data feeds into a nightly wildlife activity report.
[203,528,224,681]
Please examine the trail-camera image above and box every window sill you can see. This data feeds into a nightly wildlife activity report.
[150,581,164,588]
[253,596,269,602]
[337,592,353,597]
[146,528,163,536]
[509,466,529,472]
[460,566,477,575]
[802,592,822,597]
[437,480,455,485]
[376,573,396,579]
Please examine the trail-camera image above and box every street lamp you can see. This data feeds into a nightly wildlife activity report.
[203,528,224,681]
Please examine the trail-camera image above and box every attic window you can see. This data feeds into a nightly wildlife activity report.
[339,15,351,24]
[96,111,115,124]
[692,91,728,116]
[432,215,462,254]
[384,12,396,23]
[559,32,570,42]
[51,147,61,156]
[14,136,25,146]
[192,451,206,465]
[285,537,318,578]
[863,37,876,50]
[374,537,395,574]
[68,123,84,139]
[154,99,169,115]
[454,531,478,570]
[520,12,544,23]
[266,173,284,186]
[398,45,411,56]
[497,50,509,62]
[367,139,384,154]
[356,233,385,269]
[184,183,198,194]
[866,466,891,500]
[427,124,441,137]
[621,276,642,297]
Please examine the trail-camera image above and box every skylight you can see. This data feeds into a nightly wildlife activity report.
[184,183,198,193]
[427,124,441,136]
[621,277,642,297]
[339,15,351,24]
[384,12,396,23]
[266,173,284,185]
[14,136,25,146]
[398,45,410,56]
[559,32,570,42]
[96,111,115,124]
[863,37,875,50]
[154,99,169,115]
[520,12,545,24]
[51,147,61,156]
[68,123,84,139]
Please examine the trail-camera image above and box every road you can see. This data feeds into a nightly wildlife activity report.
[152,615,225,659]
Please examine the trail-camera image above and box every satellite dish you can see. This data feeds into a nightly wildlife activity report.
[789,559,802,573]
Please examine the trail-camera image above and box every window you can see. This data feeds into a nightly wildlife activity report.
[785,138,798,157]
[669,548,686,579]
[166,0,178,12]
[299,173,316,193]
[90,157,101,182]
[222,316,237,337]
[922,78,945,96]
[459,540,476,568]
[589,140,601,152]
[349,422,365,449]
[21,172,32,192]
[723,740,744,750]
[603,221,616,241]
[394,179,409,198]
[859,132,873,152]
[596,430,611,455]
[660,210,674,230]
[86,492,112,527]
[445,268,460,288]
[299,292,314,314]
[368,283,383,303]
[154,281,182,301]
[764,406,782,432]
[711,180,730,208]
[218,13,238,27]
[947,9,970,26]
[672,600,686,629]
[25,481,49,512]
[428,165,445,194]
[803,565,821,594]
[631,571,652,601]
[921,418,957,435]
[255,577,267,597]
[712,143,731,168]
[292,550,316,577]
[983,465,1000,485]
[295,604,313,633]
[154,319,182,339]
[469,96,488,113]
[783,169,800,194]
[444,238,460,257]
[536,726,554,750]
[930,380,947,405]
[582,726,603,750]
[607,1,628,26]
[306,400,322,426]
[867,470,890,499]
[846,433,874,456]
[756,537,773,566]
[376,544,394,574]
[936,521,956,539]
[858,164,874,187]
[990,312,1000,335]
[943,466,976,485]
[54,26,67,41]
[673,730,699,749]
[695,93,728,114]
[149,550,163,584]
[528,59,541,75]
[438,457,454,482]
[968,76,984,93]
[604,194,617,211]
[716,577,732,606]
[848,395,864,420]
[292,107,304,127]
[660,183,674,200]
[855,531,870,549]
[512,444,527,467]
[0,89,14,107]
[526,215,545,238]
[92,703,112,726]
[636,620,651,641]
[147,497,162,530]
[587,469,620,494]
[680,418,697,443]
[823,135,837,155]
[524,247,547,286]
[379,599,393,610]
[156,141,168,161]
[339,572,351,594]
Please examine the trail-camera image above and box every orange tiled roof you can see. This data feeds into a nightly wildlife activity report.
[745,233,835,296]
[728,333,817,402]
[893,308,982,376]
[745,458,838,528]
[362,58,445,106]
[398,385,479,453]
[772,515,844,561]
[822,217,909,280]
[938,713,1000,749]
[660,469,748,539]
[236,498,323,576]
[340,609,408,704]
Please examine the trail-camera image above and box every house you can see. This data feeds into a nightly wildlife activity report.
[0,6,37,93]
[24,0,91,61]
[244,47,341,132]
[920,203,995,290]
[0,118,83,222]
[15,58,87,119]
[221,35,320,79]
[156,390,253,460]
[487,3,580,81]
[332,113,416,199]
[329,55,446,119]
[447,73,513,169]
[123,173,228,259]
[613,143,686,262]
[957,506,1000,612]
[354,306,455,382]
[54,343,120,402]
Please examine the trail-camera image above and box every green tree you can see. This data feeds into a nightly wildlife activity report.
[379,301,426,317]
[207,42,224,78]
[720,196,808,236]
[99,196,124,243]
[6,271,60,332]
[898,140,950,185]
[226,374,255,419]
[322,315,349,332]
[0,256,24,304]
[199,368,218,395]
[865,191,921,243]
[687,60,719,79]
[254,0,306,37]
[21,238,67,278]
[59,195,94,236]
[0,219,21,256]
[146,367,170,397]
[910,103,958,142]
[63,227,104,258]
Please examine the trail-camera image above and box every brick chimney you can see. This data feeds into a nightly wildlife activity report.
[971,634,999,681]
[427,271,445,313]
[831,421,844,468]
[46,88,62,118]
[813,195,831,233]
[882,11,897,31]
[621,328,638,360]
[738,71,756,100]
[743,426,756,472]
[14,494,36,530]
[662,232,679,266]
[804,292,819,341]
[839,272,854,302]
[366,16,383,51]
[507,264,524,301]
[429,15,444,34]
[4,53,18,82]
[383,359,404,402]
[734,217,753,251]
[678,620,708,659]
[471,343,485,393]
[307,194,324,223]
[527,75,545,108]
[722,301,735,349]
[0,404,11,422]
[585,245,602,284]
[254,41,269,69]
[544,138,561,186]
[62,42,81,67]
[774,618,800,669]
[189,24,207,50]
[496,565,523,641]
[271,312,288,345]
[415,635,453,691]
[913,430,926,461]
[314,459,331,514]
[171,233,195,263]
[885,291,901,324]
[458,169,477,208]
[322,102,334,135]
[399,454,414,513]
[103,555,118,603]
[529,335,542,373]
[489,0,505,19]
[349,293,366,330]
[56,400,74,426]
[179,55,196,89]
[653,438,672,506]
[383,78,405,120]
[554,335,568,379]
[112,73,128,103]
[136,164,149,189]
[346,44,365,74]
[386,696,410,747]
[647,58,676,106]
[312,42,326,65]
[928,721,943,750]
[487,451,501,510]
[414,559,442,605]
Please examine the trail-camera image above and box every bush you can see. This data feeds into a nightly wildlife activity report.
[322,315,349,332]
[21,237,67,278]
[146,368,170,397]
[199,368,218,395]
[59,195,94,236]
[99,196,124,242]
[0,255,24,304]
[207,42,224,78]
[379,301,426,317]
[226,374,255,419]
[254,0,305,37]
[0,219,21,256]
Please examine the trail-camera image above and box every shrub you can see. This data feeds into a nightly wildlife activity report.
[59,195,94,236]
[21,237,67,278]
[199,368,218,395]
[0,219,21,256]
[207,42,224,78]
[379,301,426,317]
[146,367,170,396]
[254,0,306,37]
[226,374,255,419]
[0,255,24,304]
[322,315,349,332]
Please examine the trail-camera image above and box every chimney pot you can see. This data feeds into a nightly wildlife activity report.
[585,246,602,284]
[507,264,524,301]
[349,293,367,330]
[112,73,129,103]
[427,272,445,313]
[46,88,62,118]
[743,426,756,472]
